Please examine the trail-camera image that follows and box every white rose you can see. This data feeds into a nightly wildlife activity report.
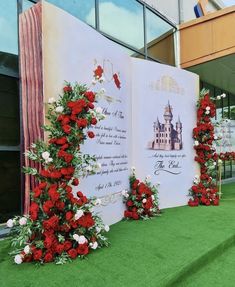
[48,97,56,104]
[78,235,86,244]
[19,217,27,226]
[6,219,14,228]
[14,254,23,265]
[86,165,93,172]
[91,241,98,250]
[96,227,101,233]
[206,106,211,111]
[205,110,210,115]
[95,107,103,114]
[100,88,106,94]
[145,175,151,181]
[217,95,221,100]
[46,157,53,163]
[55,106,64,113]
[151,195,155,200]
[24,245,30,254]
[42,151,50,160]
[74,210,84,220]
[142,198,147,203]
[104,225,110,232]
[95,198,102,206]
[73,234,79,242]
[194,141,199,146]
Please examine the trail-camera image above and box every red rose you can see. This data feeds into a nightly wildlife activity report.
[56,137,67,145]
[30,202,39,213]
[63,86,72,93]
[91,118,97,125]
[132,180,139,189]
[77,191,83,197]
[30,211,38,221]
[88,102,94,109]
[44,252,54,263]
[94,65,103,79]
[77,213,95,228]
[72,178,79,186]
[68,248,78,259]
[55,201,65,210]
[44,236,54,249]
[55,244,64,254]
[113,73,121,89]
[43,200,54,214]
[62,124,71,134]
[50,170,62,179]
[64,240,72,251]
[77,243,89,255]
[66,211,74,221]
[87,131,95,138]
[132,212,139,220]
[33,187,42,198]
[84,91,95,102]
[48,187,60,202]
[77,118,88,128]
[40,169,50,178]
[65,186,72,193]
[127,200,133,207]
[33,249,42,261]
[38,182,47,189]
[124,210,132,218]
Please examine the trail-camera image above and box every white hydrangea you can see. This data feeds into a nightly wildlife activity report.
[14,254,23,264]
[24,245,30,255]
[48,97,56,104]
[94,198,102,206]
[96,226,101,233]
[74,210,84,220]
[55,106,64,113]
[104,225,110,232]
[19,217,27,226]
[6,219,14,228]
[73,234,79,242]
[78,235,87,244]
[91,241,98,250]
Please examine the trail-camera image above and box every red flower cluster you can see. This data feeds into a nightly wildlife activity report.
[14,83,109,264]
[123,175,160,220]
[189,92,219,206]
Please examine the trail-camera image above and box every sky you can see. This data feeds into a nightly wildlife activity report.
[223,0,235,6]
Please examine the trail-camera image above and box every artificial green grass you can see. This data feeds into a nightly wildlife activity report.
[1,183,235,287]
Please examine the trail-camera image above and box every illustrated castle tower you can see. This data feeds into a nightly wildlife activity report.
[148,102,183,151]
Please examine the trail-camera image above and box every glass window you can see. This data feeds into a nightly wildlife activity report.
[47,0,96,27]
[146,8,175,65]
[99,0,144,50]
[0,74,19,146]
[0,0,18,55]
[23,0,35,11]
[0,151,20,223]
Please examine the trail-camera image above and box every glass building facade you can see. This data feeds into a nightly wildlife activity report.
[0,0,176,223]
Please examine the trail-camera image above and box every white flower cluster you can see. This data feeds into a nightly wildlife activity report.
[73,234,87,244]
[193,174,200,184]
[7,216,28,228]
[205,106,210,115]
[121,189,129,198]
[74,209,84,220]
[42,151,53,164]
[217,93,226,100]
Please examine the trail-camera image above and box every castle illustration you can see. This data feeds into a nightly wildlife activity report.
[148,101,183,151]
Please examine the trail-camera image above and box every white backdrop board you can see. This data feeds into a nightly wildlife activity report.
[22,1,199,224]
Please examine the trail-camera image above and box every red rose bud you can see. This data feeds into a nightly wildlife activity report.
[84,91,95,102]
[72,178,79,186]
[91,118,97,125]
[68,248,78,259]
[63,86,72,93]
[62,124,71,134]
[87,131,95,138]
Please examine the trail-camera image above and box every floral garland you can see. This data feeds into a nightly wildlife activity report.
[7,82,110,264]
[123,169,160,220]
[189,89,234,206]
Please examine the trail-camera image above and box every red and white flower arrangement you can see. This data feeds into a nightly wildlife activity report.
[189,89,234,207]
[123,168,160,220]
[7,82,109,264]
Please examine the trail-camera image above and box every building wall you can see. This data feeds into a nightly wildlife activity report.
[143,0,224,24]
